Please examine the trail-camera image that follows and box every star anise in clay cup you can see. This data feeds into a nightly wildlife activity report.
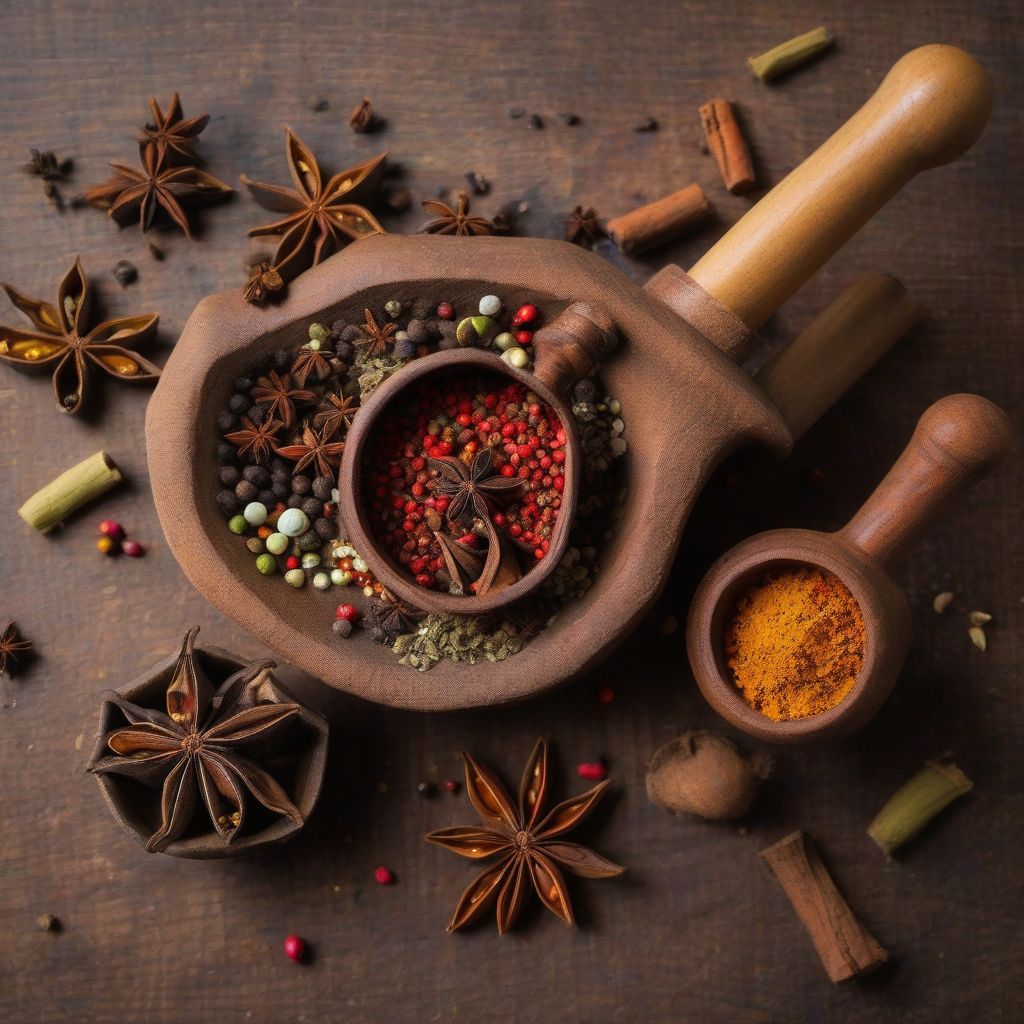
[0,258,159,415]
[86,143,233,238]
[241,128,386,296]
[426,739,623,933]
[420,190,495,236]
[88,626,328,859]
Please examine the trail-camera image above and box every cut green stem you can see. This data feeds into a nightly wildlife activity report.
[748,27,834,82]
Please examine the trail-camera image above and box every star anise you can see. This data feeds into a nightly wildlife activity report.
[88,627,304,853]
[429,448,523,522]
[426,739,623,933]
[291,342,333,387]
[0,258,159,415]
[420,190,495,236]
[243,260,285,305]
[0,621,31,677]
[565,206,606,248]
[240,128,386,296]
[314,391,360,436]
[356,307,397,358]
[225,415,281,463]
[85,143,233,238]
[365,589,427,644]
[274,424,346,477]
[138,92,211,165]
[250,370,315,428]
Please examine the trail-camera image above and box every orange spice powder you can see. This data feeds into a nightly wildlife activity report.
[723,566,866,721]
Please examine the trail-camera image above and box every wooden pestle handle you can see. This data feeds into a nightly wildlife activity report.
[688,45,992,330]
[838,394,1013,568]
[531,302,617,396]
[755,272,919,440]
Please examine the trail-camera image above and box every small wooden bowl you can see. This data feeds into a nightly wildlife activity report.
[687,395,1013,745]
[339,303,616,614]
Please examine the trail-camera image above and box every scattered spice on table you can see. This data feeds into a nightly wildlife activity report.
[111,259,137,288]
[349,96,377,133]
[868,757,973,855]
[425,739,623,933]
[0,621,32,678]
[724,566,866,720]
[606,183,712,255]
[23,147,73,210]
[283,934,306,963]
[384,187,412,212]
[0,259,160,414]
[419,190,495,236]
[559,112,581,126]
[634,117,658,132]
[699,98,756,193]
[932,590,955,613]
[761,831,887,983]
[36,914,60,933]
[464,170,489,195]
[528,113,544,130]
[565,205,605,248]
[748,26,835,82]
[240,128,386,300]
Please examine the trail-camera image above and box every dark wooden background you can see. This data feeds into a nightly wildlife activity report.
[1,1,1020,1021]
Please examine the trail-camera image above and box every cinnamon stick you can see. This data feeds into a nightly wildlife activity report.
[606,184,711,255]
[760,831,887,983]
[700,99,755,194]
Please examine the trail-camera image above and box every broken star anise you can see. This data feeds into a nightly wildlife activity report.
[243,260,285,305]
[240,128,386,297]
[88,626,305,853]
[426,739,623,933]
[138,92,211,165]
[86,142,233,238]
[565,206,606,248]
[0,258,159,415]
[224,415,282,463]
[356,307,397,358]
[250,370,315,428]
[420,190,495,236]
[274,423,346,478]
[0,620,32,677]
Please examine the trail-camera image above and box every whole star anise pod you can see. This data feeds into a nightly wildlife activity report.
[426,739,623,933]
[0,258,159,415]
[88,627,305,853]
[429,448,523,522]
[274,424,346,477]
[225,415,281,463]
[356,307,397,358]
[291,342,333,387]
[250,370,315,428]
[0,620,31,678]
[314,391,360,436]
[420,190,495,236]
[86,143,233,238]
[240,128,386,297]
[138,92,211,165]
[565,205,605,248]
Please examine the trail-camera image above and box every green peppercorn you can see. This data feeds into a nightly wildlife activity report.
[284,568,306,587]
[332,569,353,586]
[229,515,248,535]
[455,315,496,346]
[256,554,277,575]
[301,552,322,569]
[384,299,402,319]
[495,332,517,351]
[308,322,330,342]
[266,532,289,555]
[501,347,530,369]
[313,571,331,590]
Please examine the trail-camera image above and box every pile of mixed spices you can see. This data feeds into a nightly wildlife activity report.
[723,566,866,720]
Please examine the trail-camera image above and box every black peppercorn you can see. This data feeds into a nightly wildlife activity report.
[219,466,241,487]
[302,497,324,519]
[341,324,363,343]
[271,457,291,475]
[298,530,321,552]
[292,475,312,496]
[247,404,267,426]
[406,319,430,344]
[258,489,276,508]
[438,336,458,351]
[573,378,599,404]
[273,348,293,370]
[216,442,237,464]
[287,494,304,509]
[315,517,338,540]
[228,393,251,415]
[436,319,457,340]
[217,411,238,432]
[334,340,354,362]
[234,376,254,393]
[312,476,334,501]
[235,480,259,502]
[272,480,290,499]
[243,465,271,487]
[216,490,241,517]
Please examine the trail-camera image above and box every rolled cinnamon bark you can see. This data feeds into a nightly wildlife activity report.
[700,99,756,193]
[606,184,711,255]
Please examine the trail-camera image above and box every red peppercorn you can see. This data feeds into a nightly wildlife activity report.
[286,555,301,570]
[99,519,124,541]
[512,303,538,326]
[335,604,359,622]
[443,778,461,793]
[283,934,306,963]
[437,301,454,319]
[122,540,144,558]
[577,761,607,781]
[374,865,394,885]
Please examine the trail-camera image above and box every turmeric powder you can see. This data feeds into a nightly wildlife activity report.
[723,566,865,721]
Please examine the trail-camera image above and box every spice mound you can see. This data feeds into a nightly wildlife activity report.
[362,369,566,597]
[723,566,865,720]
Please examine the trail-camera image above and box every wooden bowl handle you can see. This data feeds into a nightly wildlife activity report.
[531,302,617,396]
[838,394,1013,568]
[688,45,992,330]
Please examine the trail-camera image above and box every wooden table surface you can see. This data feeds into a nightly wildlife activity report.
[1,1,1020,1021]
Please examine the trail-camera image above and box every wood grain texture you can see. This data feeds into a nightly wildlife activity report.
[0,1,1021,1022]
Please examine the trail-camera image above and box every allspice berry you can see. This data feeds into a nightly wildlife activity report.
[646,732,769,820]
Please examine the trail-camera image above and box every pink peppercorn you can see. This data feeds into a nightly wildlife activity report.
[335,604,359,623]
[577,761,607,781]
[374,866,394,885]
[443,778,461,794]
[437,301,454,320]
[122,540,144,557]
[99,519,125,541]
[283,934,306,963]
